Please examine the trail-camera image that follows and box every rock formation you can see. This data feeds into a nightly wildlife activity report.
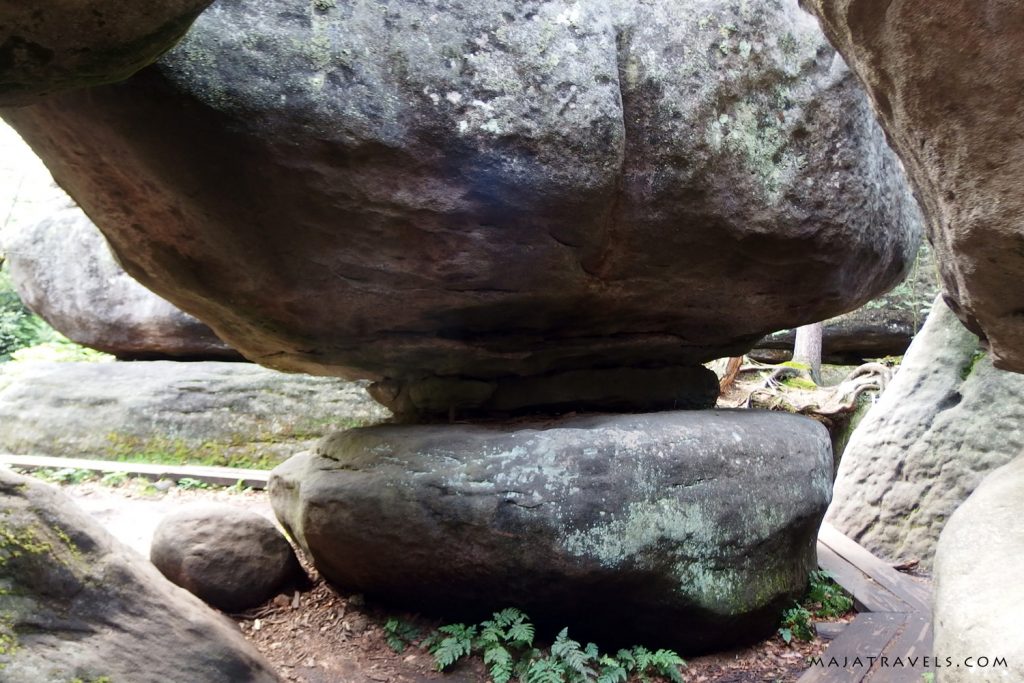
[0,469,279,682]
[934,455,1024,682]
[3,206,241,360]
[0,0,213,106]
[1,0,921,414]
[827,296,1024,569]
[270,410,833,654]
[151,504,305,612]
[800,0,1024,373]
[0,360,389,463]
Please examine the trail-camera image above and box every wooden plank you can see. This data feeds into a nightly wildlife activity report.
[798,612,907,683]
[818,522,931,613]
[872,613,934,682]
[817,542,915,614]
[0,453,271,489]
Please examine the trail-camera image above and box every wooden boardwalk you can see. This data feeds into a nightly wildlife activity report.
[800,522,934,682]
[0,452,271,489]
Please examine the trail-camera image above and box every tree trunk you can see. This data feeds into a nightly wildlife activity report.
[793,322,823,385]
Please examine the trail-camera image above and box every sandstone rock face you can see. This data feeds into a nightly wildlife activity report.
[3,206,241,360]
[151,504,305,612]
[934,456,1024,683]
[270,410,833,653]
[758,242,937,364]
[0,360,389,463]
[0,0,213,106]
[0,469,279,682]
[826,296,1024,570]
[800,0,1024,374]
[2,0,920,411]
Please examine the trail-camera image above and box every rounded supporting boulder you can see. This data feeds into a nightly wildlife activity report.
[270,410,833,654]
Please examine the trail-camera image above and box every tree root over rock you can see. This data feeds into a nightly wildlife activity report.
[716,358,893,460]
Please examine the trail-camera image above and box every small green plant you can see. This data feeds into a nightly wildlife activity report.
[778,570,854,644]
[778,604,814,644]
[175,477,209,490]
[99,471,129,487]
[423,608,685,683]
[383,618,421,653]
[807,570,854,618]
[32,467,97,485]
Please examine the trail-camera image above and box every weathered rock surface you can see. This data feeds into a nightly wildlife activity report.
[4,205,241,360]
[800,0,1024,374]
[0,360,389,464]
[826,296,1024,569]
[151,503,305,612]
[0,0,213,106]
[934,455,1024,682]
[270,410,833,653]
[2,0,920,410]
[757,242,938,363]
[0,469,279,682]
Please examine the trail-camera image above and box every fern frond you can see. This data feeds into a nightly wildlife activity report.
[506,620,535,647]
[615,648,636,671]
[522,657,567,683]
[597,665,628,683]
[484,644,514,683]
[494,607,526,627]
[428,624,476,671]
[551,628,596,680]
[650,649,686,683]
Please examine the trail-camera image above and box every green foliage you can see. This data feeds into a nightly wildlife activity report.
[383,618,421,653]
[99,471,129,487]
[781,376,818,390]
[103,433,278,470]
[807,570,854,618]
[31,467,98,485]
[779,570,854,644]
[0,262,55,361]
[429,623,477,670]
[175,477,209,490]
[961,349,986,381]
[778,604,814,644]
[9,337,111,363]
[423,608,685,683]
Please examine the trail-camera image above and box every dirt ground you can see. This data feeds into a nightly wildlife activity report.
[56,479,834,683]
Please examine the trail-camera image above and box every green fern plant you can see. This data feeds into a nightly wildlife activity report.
[807,570,854,618]
[423,608,686,683]
[779,604,815,644]
[383,618,421,653]
[429,623,477,670]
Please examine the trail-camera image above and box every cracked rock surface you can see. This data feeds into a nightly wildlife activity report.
[269,410,833,653]
[2,0,920,411]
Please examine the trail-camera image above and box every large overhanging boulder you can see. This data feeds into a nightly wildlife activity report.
[799,0,1024,373]
[1,0,921,414]
[0,0,213,106]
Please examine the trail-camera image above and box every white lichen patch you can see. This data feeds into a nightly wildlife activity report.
[563,497,713,567]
